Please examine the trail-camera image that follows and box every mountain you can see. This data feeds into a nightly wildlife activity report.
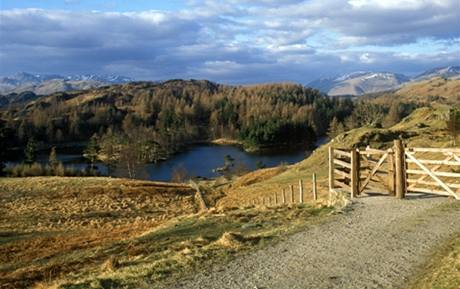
[308,72,410,96]
[0,72,134,95]
[413,66,460,81]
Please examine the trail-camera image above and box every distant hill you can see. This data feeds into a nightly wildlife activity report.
[0,72,133,95]
[308,65,460,96]
[413,66,460,81]
[308,72,410,96]
[361,76,460,107]
[377,77,460,104]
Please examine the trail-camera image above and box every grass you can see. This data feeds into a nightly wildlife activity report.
[53,204,335,289]
[0,176,336,289]
[406,234,460,289]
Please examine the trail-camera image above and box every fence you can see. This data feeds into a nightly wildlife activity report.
[329,140,460,200]
[247,174,319,207]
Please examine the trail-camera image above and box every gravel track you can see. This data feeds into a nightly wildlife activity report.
[172,195,460,289]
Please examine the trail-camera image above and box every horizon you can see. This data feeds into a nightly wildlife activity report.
[1,0,459,84]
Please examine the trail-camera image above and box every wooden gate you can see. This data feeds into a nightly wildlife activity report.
[329,141,460,200]
[359,147,393,195]
[405,148,460,199]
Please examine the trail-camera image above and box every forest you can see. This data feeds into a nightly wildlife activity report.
[0,79,417,175]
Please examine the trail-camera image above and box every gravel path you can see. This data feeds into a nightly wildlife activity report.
[172,195,460,289]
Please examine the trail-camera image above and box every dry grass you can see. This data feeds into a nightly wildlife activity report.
[396,77,460,104]
[0,177,198,288]
[406,234,460,289]
[0,176,335,289]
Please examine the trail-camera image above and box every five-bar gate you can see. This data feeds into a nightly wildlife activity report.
[329,140,460,200]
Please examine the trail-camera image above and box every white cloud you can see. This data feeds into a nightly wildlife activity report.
[0,1,459,82]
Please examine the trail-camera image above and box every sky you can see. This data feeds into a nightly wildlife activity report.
[0,0,459,83]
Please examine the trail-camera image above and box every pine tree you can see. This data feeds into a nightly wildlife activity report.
[84,135,99,169]
[327,117,343,138]
[49,146,59,171]
[24,138,37,165]
[384,102,401,127]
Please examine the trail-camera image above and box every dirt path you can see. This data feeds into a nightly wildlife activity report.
[171,195,460,289]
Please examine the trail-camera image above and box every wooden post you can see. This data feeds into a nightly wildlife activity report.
[299,179,304,203]
[312,173,317,201]
[274,192,278,205]
[394,139,406,199]
[282,188,286,204]
[350,148,359,198]
[290,184,294,203]
[388,150,395,196]
[328,147,335,192]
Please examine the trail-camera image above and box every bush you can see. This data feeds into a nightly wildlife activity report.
[5,162,100,177]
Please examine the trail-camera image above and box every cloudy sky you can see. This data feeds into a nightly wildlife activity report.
[0,0,459,83]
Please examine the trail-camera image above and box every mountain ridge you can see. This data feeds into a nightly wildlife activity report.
[308,65,460,96]
[0,72,134,95]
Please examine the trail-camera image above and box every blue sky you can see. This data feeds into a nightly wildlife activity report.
[0,0,459,83]
[0,1,186,12]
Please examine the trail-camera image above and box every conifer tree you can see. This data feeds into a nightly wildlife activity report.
[24,138,37,165]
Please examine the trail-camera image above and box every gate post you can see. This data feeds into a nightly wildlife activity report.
[388,149,396,196]
[394,139,407,199]
[350,148,360,198]
[328,146,335,193]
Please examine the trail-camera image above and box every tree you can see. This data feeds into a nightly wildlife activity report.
[84,134,99,169]
[224,154,235,168]
[171,164,190,183]
[24,138,37,165]
[327,117,344,138]
[384,102,401,127]
[256,160,266,169]
[49,146,59,171]
[0,120,8,175]
[446,108,460,146]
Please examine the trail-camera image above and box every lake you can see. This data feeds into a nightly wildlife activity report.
[7,139,326,181]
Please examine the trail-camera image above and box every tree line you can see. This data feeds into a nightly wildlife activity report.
[0,79,434,176]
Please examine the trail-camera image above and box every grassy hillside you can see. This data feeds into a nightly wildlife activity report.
[369,77,460,105]
[0,177,198,288]
[217,104,455,207]
[0,177,334,289]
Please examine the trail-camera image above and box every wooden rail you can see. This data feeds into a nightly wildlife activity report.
[329,141,459,200]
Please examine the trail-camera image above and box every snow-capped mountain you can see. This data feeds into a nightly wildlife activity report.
[0,72,134,95]
[413,66,460,81]
[308,72,410,96]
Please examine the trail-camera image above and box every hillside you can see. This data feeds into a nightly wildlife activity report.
[307,66,460,97]
[368,77,460,105]
[308,71,409,96]
[0,80,351,170]
[0,72,133,95]
[217,104,454,207]
[0,177,198,288]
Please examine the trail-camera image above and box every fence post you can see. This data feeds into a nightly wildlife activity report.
[282,188,286,204]
[394,139,406,199]
[312,173,317,201]
[290,184,294,203]
[328,146,335,192]
[274,192,278,205]
[299,179,304,203]
[388,149,396,196]
[350,148,360,198]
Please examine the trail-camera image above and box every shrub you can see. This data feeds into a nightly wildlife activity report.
[5,162,100,177]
